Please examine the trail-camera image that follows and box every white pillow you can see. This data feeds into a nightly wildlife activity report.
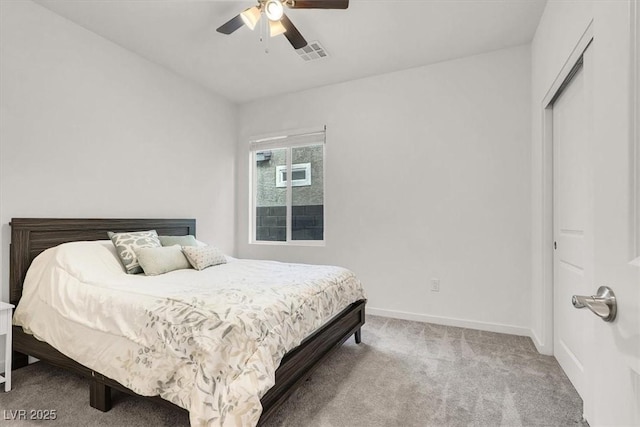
[135,245,191,276]
[49,240,127,279]
[158,235,198,247]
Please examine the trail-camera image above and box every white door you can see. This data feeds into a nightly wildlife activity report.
[552,50,592,399]
[585,1,640,424]
[551,2,640,425]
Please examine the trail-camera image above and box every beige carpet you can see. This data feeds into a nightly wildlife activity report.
[0,315,584,426]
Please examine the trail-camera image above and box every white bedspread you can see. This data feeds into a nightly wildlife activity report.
[13,241,365,426]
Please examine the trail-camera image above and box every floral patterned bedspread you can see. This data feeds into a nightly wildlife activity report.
[13,241,366,426]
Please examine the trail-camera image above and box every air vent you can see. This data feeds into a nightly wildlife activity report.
[296,41,328,62]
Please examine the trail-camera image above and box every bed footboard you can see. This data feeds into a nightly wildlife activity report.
[259,299,366,424]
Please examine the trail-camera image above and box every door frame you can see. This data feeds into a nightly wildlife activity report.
[537,21,593,356]
[633,0,640,258]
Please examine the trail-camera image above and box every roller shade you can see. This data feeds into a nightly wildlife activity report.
[249,126,325,151]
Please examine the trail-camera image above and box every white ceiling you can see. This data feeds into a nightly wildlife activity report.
[35,0,547,104]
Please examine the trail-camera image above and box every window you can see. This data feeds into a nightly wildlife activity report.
[275,163,311,188]
[250,127,325,244]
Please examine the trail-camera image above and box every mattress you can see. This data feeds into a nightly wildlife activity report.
[13,241,365,426]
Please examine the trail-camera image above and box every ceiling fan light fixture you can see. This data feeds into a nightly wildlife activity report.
[240,6,261,30]
[217,0,347,51]
[265,0,284,21]
[269,20,287,37]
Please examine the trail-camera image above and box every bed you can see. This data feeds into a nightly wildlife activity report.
[9,218,366,426]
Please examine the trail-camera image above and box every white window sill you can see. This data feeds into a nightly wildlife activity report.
[249,240,326,247]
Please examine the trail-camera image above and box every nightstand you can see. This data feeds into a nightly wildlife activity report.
[0,301,14,392]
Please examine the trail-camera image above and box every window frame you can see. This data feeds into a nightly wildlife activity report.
[275,162,311,188]
[249,126,326,246]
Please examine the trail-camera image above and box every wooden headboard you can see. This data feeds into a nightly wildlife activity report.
[9,218,196,306]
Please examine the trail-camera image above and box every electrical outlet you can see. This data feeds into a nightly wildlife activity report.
[430,278,440,292]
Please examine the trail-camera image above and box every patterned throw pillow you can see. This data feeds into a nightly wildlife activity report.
[108,230,161,274]
[181,246,226,271]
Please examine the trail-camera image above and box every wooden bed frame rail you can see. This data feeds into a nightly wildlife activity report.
[8,218,366,425]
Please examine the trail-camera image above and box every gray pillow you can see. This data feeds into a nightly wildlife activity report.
[135,245,191,276]
[159,235,198,247]
[182,246,226,271]
[108,230,161,274]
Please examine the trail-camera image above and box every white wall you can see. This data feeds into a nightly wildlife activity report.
[237,45,532,335]
[0,1,236,309]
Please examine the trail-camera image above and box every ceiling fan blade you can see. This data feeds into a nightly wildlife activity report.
[216,14,245,34]
[288,0,349,9]
[281,14,307,49]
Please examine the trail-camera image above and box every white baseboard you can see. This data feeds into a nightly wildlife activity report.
[367,307,531,338]
[529,329,553,355]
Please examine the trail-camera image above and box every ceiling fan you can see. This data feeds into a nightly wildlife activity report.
[216,0,349,50]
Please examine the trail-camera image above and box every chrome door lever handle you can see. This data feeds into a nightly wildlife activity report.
[572,286,617,322]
